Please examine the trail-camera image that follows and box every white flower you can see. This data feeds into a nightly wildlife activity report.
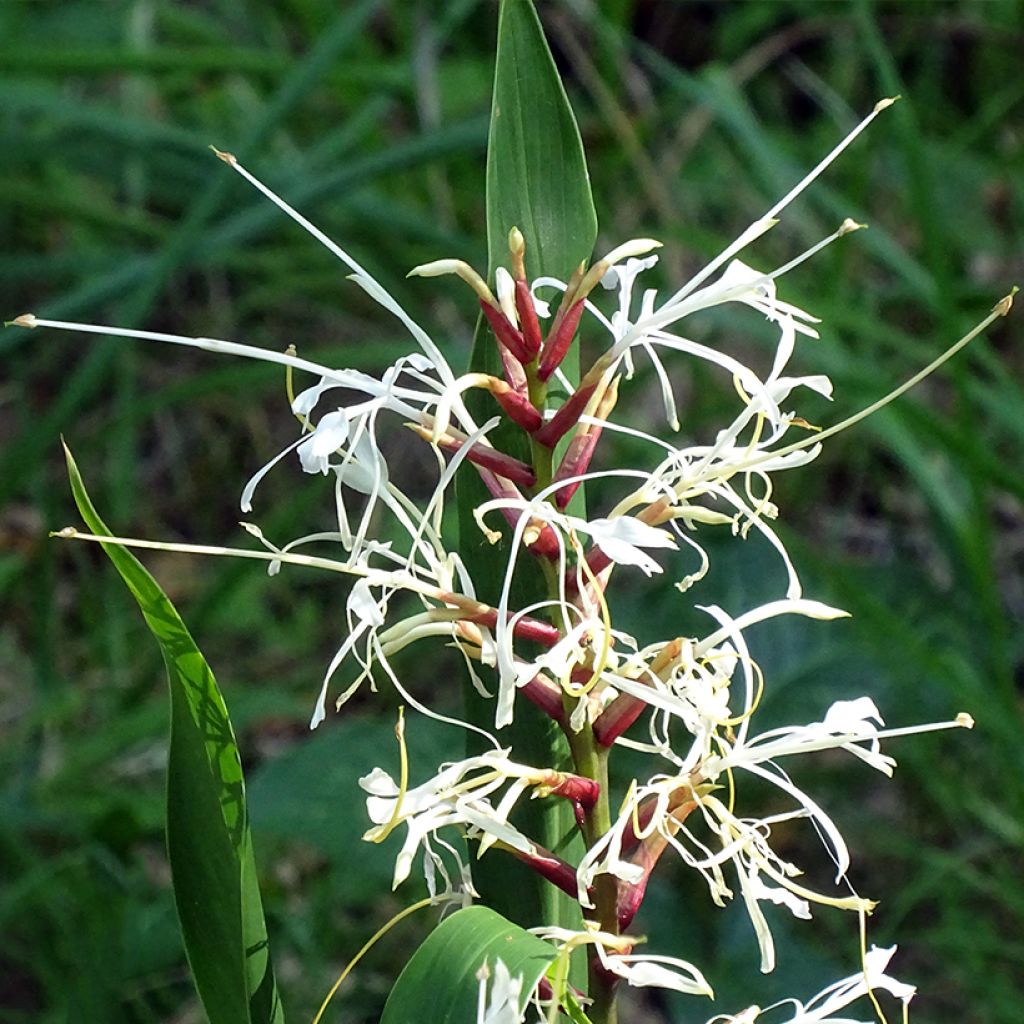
[582,515,678,576]
[476,960,527,1024]
[297,410,351,475]
[707,945,915,1023]
[532,923,713,999]
[472,493,681,728]
[361,749,562,891]
[702,696,897,782]
[599,599,849,768]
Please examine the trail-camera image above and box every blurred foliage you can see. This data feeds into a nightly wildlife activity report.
[0,1,1020,1022]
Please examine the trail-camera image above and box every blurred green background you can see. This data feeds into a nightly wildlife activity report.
[1,0,1021,1021]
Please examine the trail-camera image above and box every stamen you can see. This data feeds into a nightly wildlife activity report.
[214,150,454,377]
[768,219,867,281]
[15,316,343,377]
[366,708,409,844]
[744,290,1015,471]
[311,895,442,1024]
[663,98,899,308]
[50,526,446,599]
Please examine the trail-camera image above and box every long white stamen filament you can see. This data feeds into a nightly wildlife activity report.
[22,316,338,382]
[735,292,1014,472]
[51,527,444,598]
[661,99,897,310]
[213,149,454,380]
[764,99,897,222]
[768,218,866,281]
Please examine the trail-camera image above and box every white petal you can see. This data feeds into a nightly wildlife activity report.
[349,577,385,626]
[603,954,713,997]
[823,697,884,732]
[864,945,916,1002]
[585,515,677,575]
[748,871,812,920]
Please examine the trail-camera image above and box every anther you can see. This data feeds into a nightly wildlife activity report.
[209,145,237,165]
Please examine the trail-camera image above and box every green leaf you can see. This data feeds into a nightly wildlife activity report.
[564,990,597,1024]
[485,0,598,279]
[381,906,557,1024]
[64,444,284,1024]
[456,0,598,987]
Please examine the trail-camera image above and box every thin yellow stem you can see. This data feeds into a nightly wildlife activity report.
[311,896,440,1024]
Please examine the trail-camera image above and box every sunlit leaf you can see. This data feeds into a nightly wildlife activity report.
[381,906,556,1024]
[65,445,284,1024]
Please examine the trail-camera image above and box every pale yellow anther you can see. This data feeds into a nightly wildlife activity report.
[8,313,37,328]
[407,258,497,306]
[209,145,237,165]
[874,95,900,113]
[956,712,975,729]
[994,286,1017,317]
[838,218,867,236]
[789,416,822,432]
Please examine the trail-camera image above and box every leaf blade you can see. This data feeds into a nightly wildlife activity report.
[381,906,557,1024]
[486,1,598,278]
[64,444,283,1024]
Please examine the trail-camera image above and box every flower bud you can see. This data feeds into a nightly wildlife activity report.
[408,258,497,306]
[538,298,585,381]
[480,300,532,365]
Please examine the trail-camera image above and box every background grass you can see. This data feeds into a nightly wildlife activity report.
[1,1,1021,1022]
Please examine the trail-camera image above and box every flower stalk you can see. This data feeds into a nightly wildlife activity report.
[20,74,1013,1024]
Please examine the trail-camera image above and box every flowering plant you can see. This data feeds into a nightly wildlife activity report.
[13,4,1013,1024]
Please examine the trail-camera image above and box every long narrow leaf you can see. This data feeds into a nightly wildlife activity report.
[64,444,283,1024]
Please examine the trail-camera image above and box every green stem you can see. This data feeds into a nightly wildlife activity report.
[527,362,553,492]
[526,354,619,1024]
[563,708,619,1024]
